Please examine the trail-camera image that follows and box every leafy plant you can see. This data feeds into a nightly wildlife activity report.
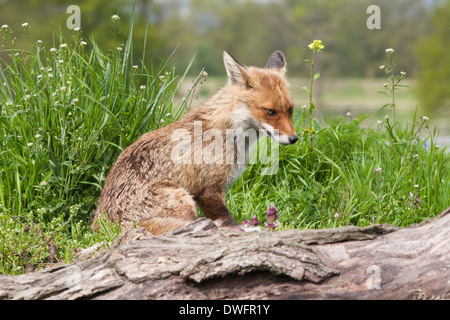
[0,11,197,274]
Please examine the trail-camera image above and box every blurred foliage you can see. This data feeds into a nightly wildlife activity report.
[0,0,449,112]
[414,0,450,113]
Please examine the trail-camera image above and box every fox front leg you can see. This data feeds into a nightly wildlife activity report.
[194,190,236,227]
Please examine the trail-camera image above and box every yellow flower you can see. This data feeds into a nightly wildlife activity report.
[308,40,325,52]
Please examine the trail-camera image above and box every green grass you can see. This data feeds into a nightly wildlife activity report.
[1,20,449,275]
[228,112,450,229]
[0,13,199,274]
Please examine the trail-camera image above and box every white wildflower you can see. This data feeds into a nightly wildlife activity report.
[27,142,33,147]
[375,167,383,173]
[80,41,87,47]
[59,43,67,49]
[385,48,394,54]
[379,65,385,70]
[111,15,120,21]
[140,85,146,90]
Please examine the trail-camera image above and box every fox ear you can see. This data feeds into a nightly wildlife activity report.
[223,51,250,88]
[265,51,286,74]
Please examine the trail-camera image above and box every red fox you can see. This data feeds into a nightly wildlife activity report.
[92,50,298,234]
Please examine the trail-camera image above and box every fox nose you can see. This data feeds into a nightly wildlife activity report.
[289,135,298,144]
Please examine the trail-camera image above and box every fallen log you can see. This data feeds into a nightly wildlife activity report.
[0,207,449,300]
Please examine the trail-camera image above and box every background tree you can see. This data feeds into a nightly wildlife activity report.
[1,0,448,116]
[414,0,450,113]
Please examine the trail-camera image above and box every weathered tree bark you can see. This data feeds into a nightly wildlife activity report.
[0,207,449,300]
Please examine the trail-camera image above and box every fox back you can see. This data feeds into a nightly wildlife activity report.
[92,50,297,234]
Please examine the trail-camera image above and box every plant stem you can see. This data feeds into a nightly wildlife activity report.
[309,53,315,128]
[309,52,316,150]
[391,77,396,123]
[389,55,396,123]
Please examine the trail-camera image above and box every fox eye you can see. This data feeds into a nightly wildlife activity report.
[288,107,294,116]
[265,108,277,116]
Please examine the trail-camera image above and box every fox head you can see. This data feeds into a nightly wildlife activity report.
[223,50,298,145]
